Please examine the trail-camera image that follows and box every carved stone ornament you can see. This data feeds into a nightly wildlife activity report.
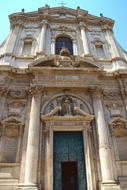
[8,100,25,117]
[1,116,24,138]
[43,95,94,119]
[9,89,27,98]
[29,55,99,69]
[109,117,127,137]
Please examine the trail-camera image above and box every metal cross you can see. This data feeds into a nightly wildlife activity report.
[59,1,67,7]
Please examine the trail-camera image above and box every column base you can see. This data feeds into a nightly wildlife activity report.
[16,184,38,190]
[101,181,121,190]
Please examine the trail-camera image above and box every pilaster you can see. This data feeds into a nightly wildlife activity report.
[38,20,48,53]
[92,90,120,190]
[79,22,90,56]
[17,86,43,190]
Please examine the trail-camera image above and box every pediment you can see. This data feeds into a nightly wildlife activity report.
[109,117,127,125]
[29,55,100,69]
[29,56,56,68]
[1,116,23,127]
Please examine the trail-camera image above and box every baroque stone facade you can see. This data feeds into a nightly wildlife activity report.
[0,5,127,190]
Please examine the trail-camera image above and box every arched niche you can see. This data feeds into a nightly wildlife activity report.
[41,94,92,116]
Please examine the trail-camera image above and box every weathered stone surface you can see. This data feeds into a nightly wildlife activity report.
[0,5,127,190]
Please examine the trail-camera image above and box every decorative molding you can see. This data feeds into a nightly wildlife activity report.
[28,85,44,96]
[1,116,24,137]
[9,89,27,98]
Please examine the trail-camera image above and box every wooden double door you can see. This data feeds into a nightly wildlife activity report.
[53,131,87,190]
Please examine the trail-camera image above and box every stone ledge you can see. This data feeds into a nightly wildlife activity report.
[0,179,18,185]
[16,184,38,190]
[0,163,20,167]
[101,183,121,190]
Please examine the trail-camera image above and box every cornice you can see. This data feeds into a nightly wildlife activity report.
[9,6,114,29]
[41,115,94,123]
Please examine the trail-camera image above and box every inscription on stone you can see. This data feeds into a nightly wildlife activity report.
[4,137,18,162]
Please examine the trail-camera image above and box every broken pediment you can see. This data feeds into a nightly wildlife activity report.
[1,116,24,128]
[29,55,100,69]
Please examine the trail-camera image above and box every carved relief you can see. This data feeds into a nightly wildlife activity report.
[7,100,26,118]
[103,91,121,101]
[43,95,91,117]
[103,90,125,118]
[0,116,24,163]
[9,89,27,99]
[109,117,127,137]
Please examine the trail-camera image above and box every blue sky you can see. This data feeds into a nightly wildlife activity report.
[0,0,127,51]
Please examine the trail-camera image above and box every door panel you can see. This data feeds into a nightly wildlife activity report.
[61,161,78,190]
[53,131,87,190]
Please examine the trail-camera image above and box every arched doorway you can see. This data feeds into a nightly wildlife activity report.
[41,95,96,190]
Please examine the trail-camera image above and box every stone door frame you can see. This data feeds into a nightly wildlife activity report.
[41,116,96,190]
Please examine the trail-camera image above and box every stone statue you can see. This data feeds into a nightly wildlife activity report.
[61,96,74,116]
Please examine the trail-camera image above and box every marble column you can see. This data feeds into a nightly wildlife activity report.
[51,37,55,54]
[39,20,48,53]
[92,91,114,182]
[24,86,42,189]
[80,22,90,56]
[73,39,78,55]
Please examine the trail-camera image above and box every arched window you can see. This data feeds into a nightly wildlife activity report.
[55,36,73,55]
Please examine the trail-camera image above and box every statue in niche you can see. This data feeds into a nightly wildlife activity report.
[61,96,74,116]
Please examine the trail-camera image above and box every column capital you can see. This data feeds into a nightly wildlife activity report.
[79,22,87,30]
[40,19,48,27]
[28,85,44,96]
[89,87,103,98]
[51,36,56,42]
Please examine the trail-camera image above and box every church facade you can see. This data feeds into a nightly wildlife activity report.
[0,5,127,190]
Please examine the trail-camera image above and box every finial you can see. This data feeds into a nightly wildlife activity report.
[45,4,49,8]
[100,13,103,17]
[22,8,25,13]
[77,6,80,9]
